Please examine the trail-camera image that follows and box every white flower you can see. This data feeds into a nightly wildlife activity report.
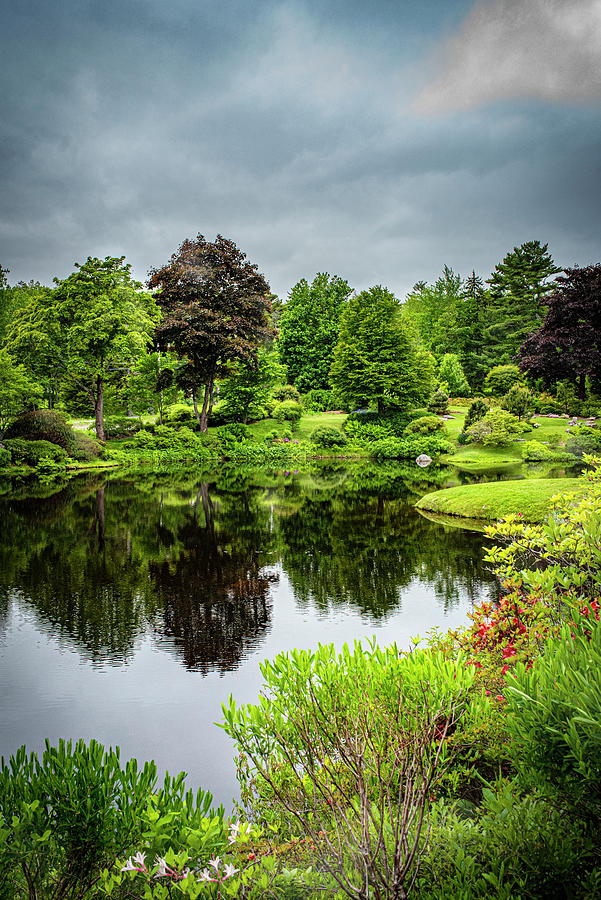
[208,856,221,872]
[197,868,214,882]
[155,857,169,877]
[228,820,241,843]
[121,852,147,873]
[224,863,239,879]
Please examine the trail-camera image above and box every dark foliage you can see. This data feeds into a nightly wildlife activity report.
[4,409,102,460]
[519,264,601,399]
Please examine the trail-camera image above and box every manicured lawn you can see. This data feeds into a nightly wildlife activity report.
[415,477,584,523]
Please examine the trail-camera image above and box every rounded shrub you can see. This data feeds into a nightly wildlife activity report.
[310,425,348,449]
[0,444,11,467]
[522,440,553,462]
[405,415,444,436]
[4,409,101,460]
[272,384,301,403]
[3,438,68,466]
[273,400,302,427]
[162,403,197,428]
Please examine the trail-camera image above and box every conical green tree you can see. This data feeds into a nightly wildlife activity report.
[330,286,432,414]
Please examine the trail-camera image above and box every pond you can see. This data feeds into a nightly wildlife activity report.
[0,459,532,807]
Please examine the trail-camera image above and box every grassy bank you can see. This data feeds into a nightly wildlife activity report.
[415,476,585,522]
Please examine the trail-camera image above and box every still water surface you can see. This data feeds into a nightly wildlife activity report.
[0,462,500,807]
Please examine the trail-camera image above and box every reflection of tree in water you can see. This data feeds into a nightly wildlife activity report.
[0,478,160,662]
[277,469,497,619]
[149,484,276,673]
[0,477,277,671]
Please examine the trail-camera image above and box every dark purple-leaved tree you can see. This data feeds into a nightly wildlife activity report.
[148,235,272,431]
[518,264,601,399]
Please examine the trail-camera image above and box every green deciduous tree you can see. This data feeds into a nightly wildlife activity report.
[403,266,463,358]
[218,347,285,424]
[277,272,352,392]
[438,353,470,396]
[486,240,560,363]
[330,286,433,415]
[7,257,159,441]
[0,348,43,436]
[149,235,272,432]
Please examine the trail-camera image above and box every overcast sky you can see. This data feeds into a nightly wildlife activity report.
[1,0,600,299]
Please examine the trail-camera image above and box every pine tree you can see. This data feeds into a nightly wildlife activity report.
[485,240,560,363]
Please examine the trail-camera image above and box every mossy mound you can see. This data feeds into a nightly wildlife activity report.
[415,477,585,523]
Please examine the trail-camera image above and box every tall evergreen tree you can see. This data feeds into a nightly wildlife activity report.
[278,273,352,392]
[485,240,560,363]
[453,271,491,390]
[330,286,432,414]
[403,266,463,358]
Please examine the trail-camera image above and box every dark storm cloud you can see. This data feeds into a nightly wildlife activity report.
[1,0,600,301]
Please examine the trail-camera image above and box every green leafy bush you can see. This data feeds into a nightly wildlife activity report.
[272,384,301,403]
[162,403,198,428]
[506,610,601,809]
[101,416,144,439]
[343,419,395,444]
[0,739,160,900]
[272,400,302,427]
[2,438,68,466]
[310,425,347,448]
[405,415,445,436]
[483,364,523,396]
[4,409,102,460]
[301,389,335,411]
[565,432,601,458]
[369,434,453,460]
[222,641,478,899]
[0,445,10,468]
[466,408,521,447]
[522,440,553,461]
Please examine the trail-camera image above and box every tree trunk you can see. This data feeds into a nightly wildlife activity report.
[377,398,384,415]
[94,375,105,442]
[199,379,213,433]
[577,373,586,400]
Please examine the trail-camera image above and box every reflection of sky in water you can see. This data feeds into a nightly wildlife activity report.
[0,470,497,808]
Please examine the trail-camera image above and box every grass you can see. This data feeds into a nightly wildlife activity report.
[415,477,585,523]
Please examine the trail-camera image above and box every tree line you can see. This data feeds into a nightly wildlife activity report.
[1,235,600,440]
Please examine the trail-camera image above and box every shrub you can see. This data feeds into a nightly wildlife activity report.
[428,389,449,415]
[4,409,102,461]
[405,415,445,436]
[438,353,470,396]
[162,403,198,428]
[565,432,601,458]
[273,400,302,427]
[2,438,68,466]
[222,641,478,900]
[556,381,581,415]
[483,365,523,396]
[301,389,335,412]
[272,384,301,403]
[343,419,395,444]
[522,440,553,461]
[369,434,453,460]
[0,445,10,468]
[464,398,488,429]
[533,397,562,415]
[506,610,601,811]
[310,425,348,449]
[466,408,521,447]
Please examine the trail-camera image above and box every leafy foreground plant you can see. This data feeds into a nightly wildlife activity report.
[0,739,159,899]
[221,641,479,900]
